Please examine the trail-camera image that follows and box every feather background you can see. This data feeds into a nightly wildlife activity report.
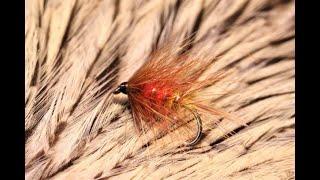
[25,0,294,179]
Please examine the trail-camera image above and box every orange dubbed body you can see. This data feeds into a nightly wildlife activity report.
[141,81,175,107]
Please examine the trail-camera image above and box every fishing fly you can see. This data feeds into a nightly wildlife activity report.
[113,45,238,146]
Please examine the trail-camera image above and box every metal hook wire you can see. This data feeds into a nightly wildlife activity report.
[184,108,202,146]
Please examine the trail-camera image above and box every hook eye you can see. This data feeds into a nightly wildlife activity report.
[113,82,128,94]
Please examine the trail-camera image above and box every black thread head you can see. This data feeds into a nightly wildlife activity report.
[113,82,128,95]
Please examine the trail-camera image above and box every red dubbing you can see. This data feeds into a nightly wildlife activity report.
[142,81,174,105]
